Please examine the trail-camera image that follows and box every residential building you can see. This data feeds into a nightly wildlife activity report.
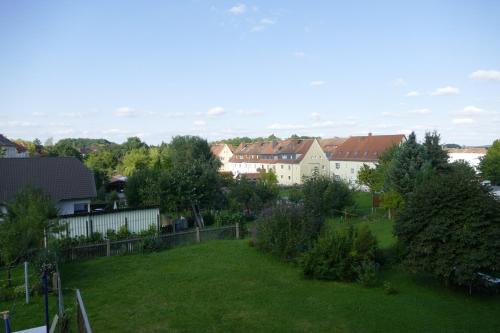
[210,143,234,172]
[328,133,406,185]
[319,137,347,159]
[0,134,28,158]
[446,147,487,170]
[229,138,329,185]
[0,157,96,215]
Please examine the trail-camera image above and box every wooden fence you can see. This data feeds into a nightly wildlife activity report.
[59,224,239,262]
[57,207,160,238]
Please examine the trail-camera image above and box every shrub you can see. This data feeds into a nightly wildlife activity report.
[138,225,158,237]
[116,225,132,240]
[300,225,379,282]
[302,174,354,218]
[256,205,323,261]
[214,210,244,227]
[142,236,164,253]
[395,161,500,291]
[383,281,398,295]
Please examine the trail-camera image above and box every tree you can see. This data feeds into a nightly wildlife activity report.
[395,162,500,292]
[48,141,83,161]
[479,139,500,185]
[302,174,354,218]
[125,168,162,208]
[423,131,449,170]
[160,136,223,226]
[0,188,58,285]
[388,132,425,197]
[122,136,148,151]
[119,148,151,176]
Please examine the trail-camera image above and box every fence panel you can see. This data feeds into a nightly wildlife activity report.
[57,208,160,238]
[59,225,239,262]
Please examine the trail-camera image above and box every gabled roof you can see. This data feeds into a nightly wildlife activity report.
[446,147,487,154]
[0,157,97,204]
[230,139,315,164]
[319,137,347,156]
[210,143,234,156]
[330,134,405,161]
[0,134,17,147]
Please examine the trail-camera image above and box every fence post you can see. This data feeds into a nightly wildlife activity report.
[235,223,240,239]
[196,227,200,242]
[106,239,111,257]
[24,261,29,304]
[1,311,11,333]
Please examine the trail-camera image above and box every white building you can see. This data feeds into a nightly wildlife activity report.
[229,138,329,185]
[327,134,406,185]
[210,143,235,172]
[0,134,28,158]
[0,157,96,216]
[446,147,487,170]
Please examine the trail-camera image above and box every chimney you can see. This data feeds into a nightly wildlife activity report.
[368,132,372,136]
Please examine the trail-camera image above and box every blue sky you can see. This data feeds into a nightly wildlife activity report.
[1,1,499,145]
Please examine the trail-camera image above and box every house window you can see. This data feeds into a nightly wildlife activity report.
[74,203,88,213]
[281,165,284,169]
[351,168,354,174]
[280,175,283,179]
[314,166,319,173]
[288,176,291,180]
[336,163,340,169]
[322,165,325,170]
[288,165,291,170]
[335,175,341,181]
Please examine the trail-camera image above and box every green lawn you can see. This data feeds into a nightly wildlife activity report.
[6,239,499,333]
[327,217,397,249]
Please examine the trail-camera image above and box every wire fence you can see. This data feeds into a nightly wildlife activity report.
[59,224,239,262]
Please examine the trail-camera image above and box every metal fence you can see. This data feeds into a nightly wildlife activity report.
[76,289,92,333]
[59,224,239,262]
[57,207,160,238]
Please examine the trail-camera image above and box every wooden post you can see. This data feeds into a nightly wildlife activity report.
[24,262,29,304]
[196,227,200,242]
[106,239,111,256]
[235,223,240,239]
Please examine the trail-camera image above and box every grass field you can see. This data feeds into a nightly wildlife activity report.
[6,236,500,333]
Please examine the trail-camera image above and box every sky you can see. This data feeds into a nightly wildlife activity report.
[0,1,499,146]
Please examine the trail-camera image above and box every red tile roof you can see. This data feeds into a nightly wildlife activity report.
[319,137,347,156]
[330,134,405,161]
[211,143,234,156]
[446,147,487,154]
[230,139,314,164]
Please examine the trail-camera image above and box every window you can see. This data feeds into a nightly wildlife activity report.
[335,175,341,181]
[281,164,284,169]
[336,163,340,169]
[288,165,291,170]
[288,176,291,180]
[280,175,283,179]
[322,165,325,170]
[74,203,88,213]
[314,166,319,173]
[351,168,354,174]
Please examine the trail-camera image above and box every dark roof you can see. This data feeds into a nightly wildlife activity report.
[330,134,406,161]
[0,157,97,204]
[0,134,16,147]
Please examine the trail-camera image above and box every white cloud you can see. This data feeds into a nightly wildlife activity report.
[470,70,500,81]
[409,108,432,115]
[260,18,275,25]
[59,112,85,118]
[381,111,402,117]
[310,112,321,121]
[461,106,483,115]
[32,112,46,117]
[268,123,306,130]
[452,118,475,124]
[310,80,326,87]
[207,106,226,116]
[292,51,306,58]
[194,120,206,126]
[393,78,407,87]
[228,4,246,15]
[115,107,140,117]
[238,109,263,116]
[406,91,420,97]
[251,25,266,32]
[162,112,185,118]
[431,86,460,96]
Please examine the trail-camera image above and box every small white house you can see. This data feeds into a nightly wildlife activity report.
[446,147,487,171]
[0,134,28,158]
[0,157,96,216]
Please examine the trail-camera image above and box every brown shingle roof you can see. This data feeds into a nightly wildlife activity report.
[0,134,16,147]
[330,134,405,161]
[211,143,235,156]
[0,157,97,204]
[230,139,314,164]
[446,147,487,154]
[319,137,347,156]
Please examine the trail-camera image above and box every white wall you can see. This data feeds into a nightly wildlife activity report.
[56,199,91,215]
[330,160,376,185]
[1,146,28,158]
[218,144,234,172]
[448,153,485,170]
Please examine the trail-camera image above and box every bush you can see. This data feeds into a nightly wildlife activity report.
[383,281,398,295]
[142,236,164,253]
[302,174,354,218]
[214,210,244,227]
[395,162,500,291]
[116,225,132,240]
[256,205,323,261]
[300,225,379,282]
